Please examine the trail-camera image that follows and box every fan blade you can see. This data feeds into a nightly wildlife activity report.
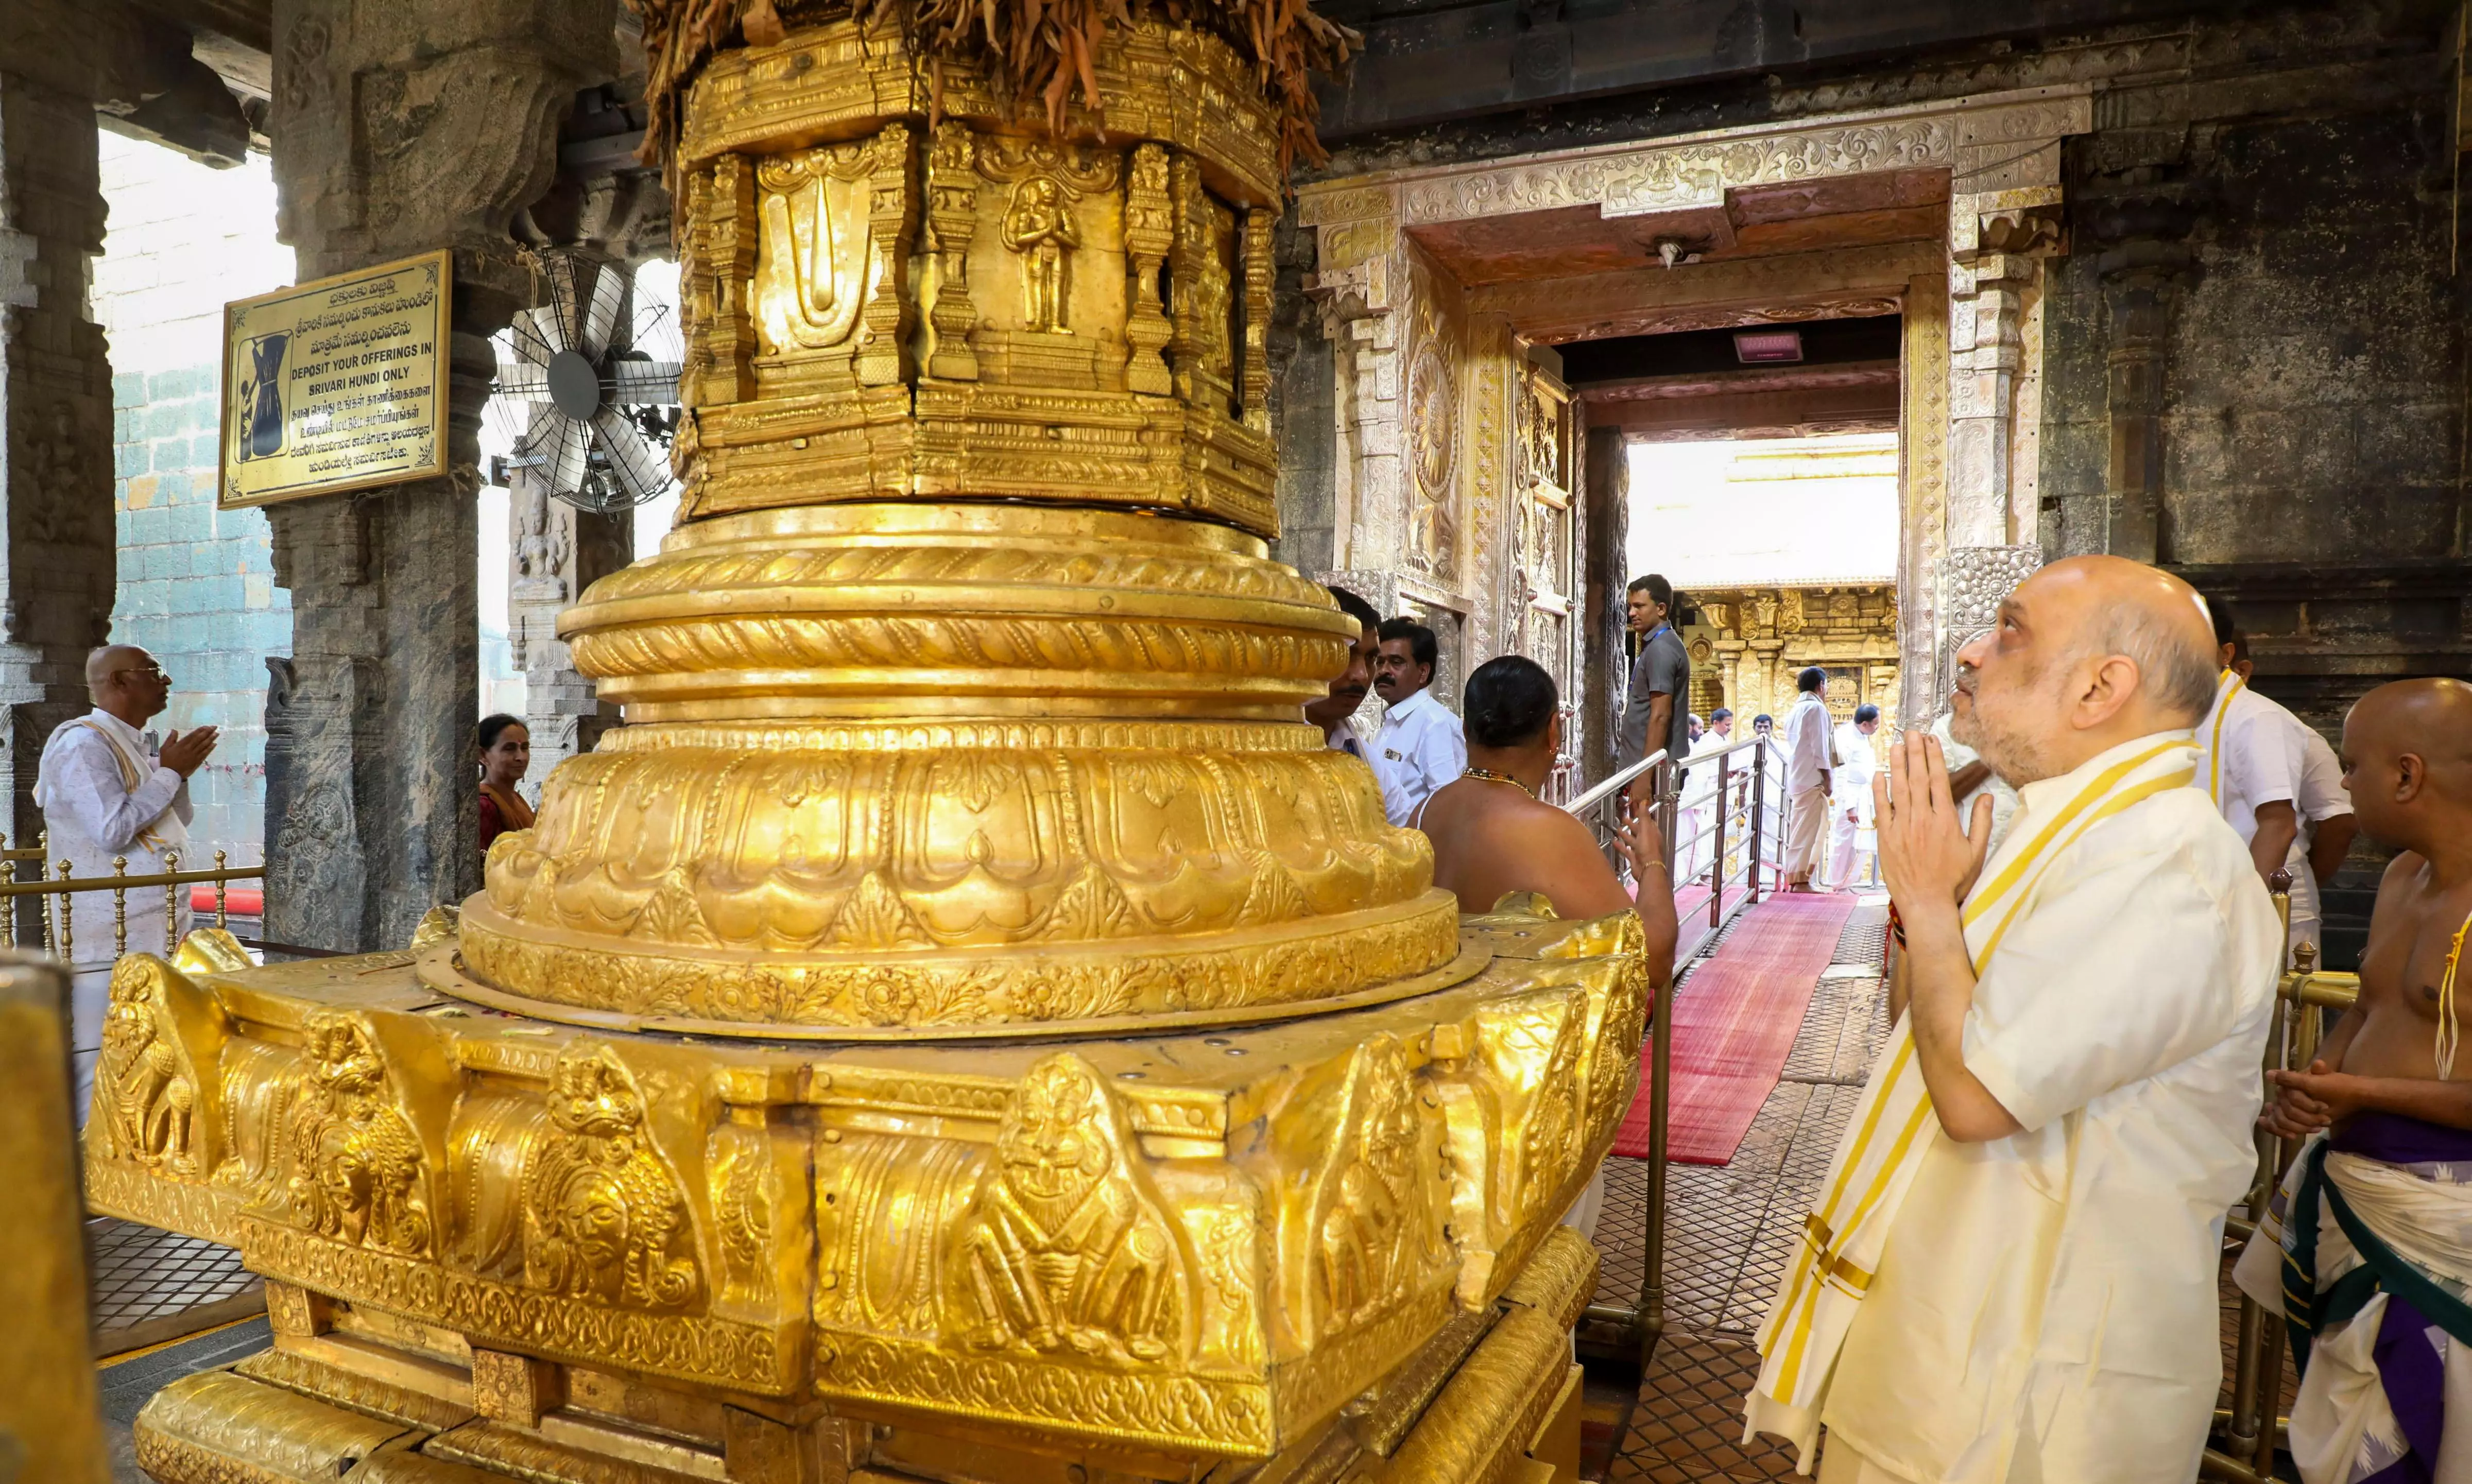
[495,367,553,401]
[543,257,586,355]
[511,305,564,363]
[582,261,626,358]
[592,408,668,503]
[542,418,592,495]
[608,360,681,405]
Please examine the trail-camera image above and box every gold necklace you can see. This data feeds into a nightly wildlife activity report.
[1462,767,1536,800]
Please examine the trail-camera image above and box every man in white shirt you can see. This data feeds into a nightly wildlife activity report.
[2194,603,2303,891]
[1825,704,1881,890]
[1747,556,2280,1484]
[1370,617,1465,827]
[1677,706,1737,882]
[2228,636,2357,958]
[34,645,218,1123]
[1780,667,1833,890]
[1306,585,1382,762]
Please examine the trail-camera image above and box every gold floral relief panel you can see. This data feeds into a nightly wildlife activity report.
[1402,243,1469,584]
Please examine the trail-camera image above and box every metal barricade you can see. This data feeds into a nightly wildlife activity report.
[1561,737,1785,1369]
[2203,869,2360,1483]
[0,832,265,961]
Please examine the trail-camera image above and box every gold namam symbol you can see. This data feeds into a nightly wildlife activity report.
[960,1054,1186,1362]
[1003,176,1079,334]
[520,1043,701,1309]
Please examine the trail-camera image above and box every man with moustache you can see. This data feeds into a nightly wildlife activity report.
[1369,616,1465,828]
[1747,557,2282,1483]
[2242,679,2472,1484]
[1307,585,1383,760]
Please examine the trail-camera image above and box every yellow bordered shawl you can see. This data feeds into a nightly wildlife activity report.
[1743,734,2201,1468]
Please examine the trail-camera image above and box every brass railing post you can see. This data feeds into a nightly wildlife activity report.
[163,849,182,955]
[1746,741,1768,901]
[112,857,129,960]
[214,850,229,931]
[1708,752,1730,928]
[53,859,72,963]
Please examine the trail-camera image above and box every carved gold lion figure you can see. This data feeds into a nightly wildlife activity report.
[282,1013,432,1256]
[520,1043,701,1310]
[96,964,198,1174]
[960,1054,1184,1364]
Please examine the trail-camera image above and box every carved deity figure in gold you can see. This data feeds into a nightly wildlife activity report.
[520,1043,701,1310]
[280,1013,432,1256]
[1003,176,1080,334]
[961,1055,1184,1362]
[1318,1042,1429,1331]
[96,962,198,1174]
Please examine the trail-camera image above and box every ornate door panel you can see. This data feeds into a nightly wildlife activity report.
[1512,359,1577,796]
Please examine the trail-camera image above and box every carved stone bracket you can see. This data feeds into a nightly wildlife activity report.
[1937,543,2044,706]
[922,123,981,382]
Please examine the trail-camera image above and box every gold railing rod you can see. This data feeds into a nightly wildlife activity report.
[2199,1447,2273,1484]
[0,865,264,898]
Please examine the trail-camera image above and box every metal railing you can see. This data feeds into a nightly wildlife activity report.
[0,833,263,960]
[1564,736,1796,1371]
[2203,869,2357,1483]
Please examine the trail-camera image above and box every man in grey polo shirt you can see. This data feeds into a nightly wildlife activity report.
[1618,574,1693,808]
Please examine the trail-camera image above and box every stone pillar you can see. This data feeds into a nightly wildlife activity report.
[0,74,114,862]
[507,416,631,778]
[260,0,614,952]
[2095,243,2190,563]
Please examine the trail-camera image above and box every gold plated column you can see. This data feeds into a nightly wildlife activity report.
[96,15,1637,1484]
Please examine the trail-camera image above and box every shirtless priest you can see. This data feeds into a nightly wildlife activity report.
[1746,556,2284,1482]
[2239,677,2472,1483]
[1421,655,1679,1236]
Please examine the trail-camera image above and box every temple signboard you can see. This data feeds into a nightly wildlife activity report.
[216,250,451,508]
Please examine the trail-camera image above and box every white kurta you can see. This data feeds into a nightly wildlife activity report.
[1820,755,2282,1483]
[1826,725,1876,888]
[33,709,196,1125]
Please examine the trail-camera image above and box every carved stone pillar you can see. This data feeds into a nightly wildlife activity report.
[507,416,631,776]
[1937,545,2044,702]
[0,74,115,863]
[1578,422,1628,782]
[2095,243,2191,563]
[259,0,615,952]
[1946,233,2052,548]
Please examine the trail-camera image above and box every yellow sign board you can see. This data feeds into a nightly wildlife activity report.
[217,250,452,509]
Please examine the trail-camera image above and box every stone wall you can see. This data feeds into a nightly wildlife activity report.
[91,130,295,860]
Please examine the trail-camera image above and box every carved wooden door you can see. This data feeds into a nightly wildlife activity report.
[1512,359,1578,798]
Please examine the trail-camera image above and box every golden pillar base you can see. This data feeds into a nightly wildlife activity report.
[98,908,1633,1483]
[97,13,1641,1480]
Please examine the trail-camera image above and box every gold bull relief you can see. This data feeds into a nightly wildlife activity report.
[959,1054,1188,1364]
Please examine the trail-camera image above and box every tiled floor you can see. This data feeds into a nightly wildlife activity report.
[87,1215,260,1353]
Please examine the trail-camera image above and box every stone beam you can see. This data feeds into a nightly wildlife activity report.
[261,0,615,952]
[3,0,253,167]
[0,74,116,875]
[1465,241,1936,344]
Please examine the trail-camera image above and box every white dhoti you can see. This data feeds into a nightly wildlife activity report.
[2233,1122,2472,1483]
[1783,788,1829,880]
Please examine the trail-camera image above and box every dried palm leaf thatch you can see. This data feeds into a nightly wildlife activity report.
[628,0,1355,187]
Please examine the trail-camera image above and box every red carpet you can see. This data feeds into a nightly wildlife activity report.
[1613,891,1858,1165]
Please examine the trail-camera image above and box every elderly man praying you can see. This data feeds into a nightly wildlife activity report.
[1745,556,2282,1483]
[35,645,218,1123]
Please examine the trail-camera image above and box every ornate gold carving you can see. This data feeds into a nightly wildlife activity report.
[262,1012,435,1257]
[1169,152,1235,408]
[1002,176,1080,334]
[1240,208,1273,431]
[960,1054,1188,1364]
[921,122,980,381]
[1309,1038,1451,1339]
[1123,144,1174,395]
[753,142,878,356]
[94,955,211,1175]
[521,1044,702,1310]
[1405,304,1459,576]
[856,122,915,386]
